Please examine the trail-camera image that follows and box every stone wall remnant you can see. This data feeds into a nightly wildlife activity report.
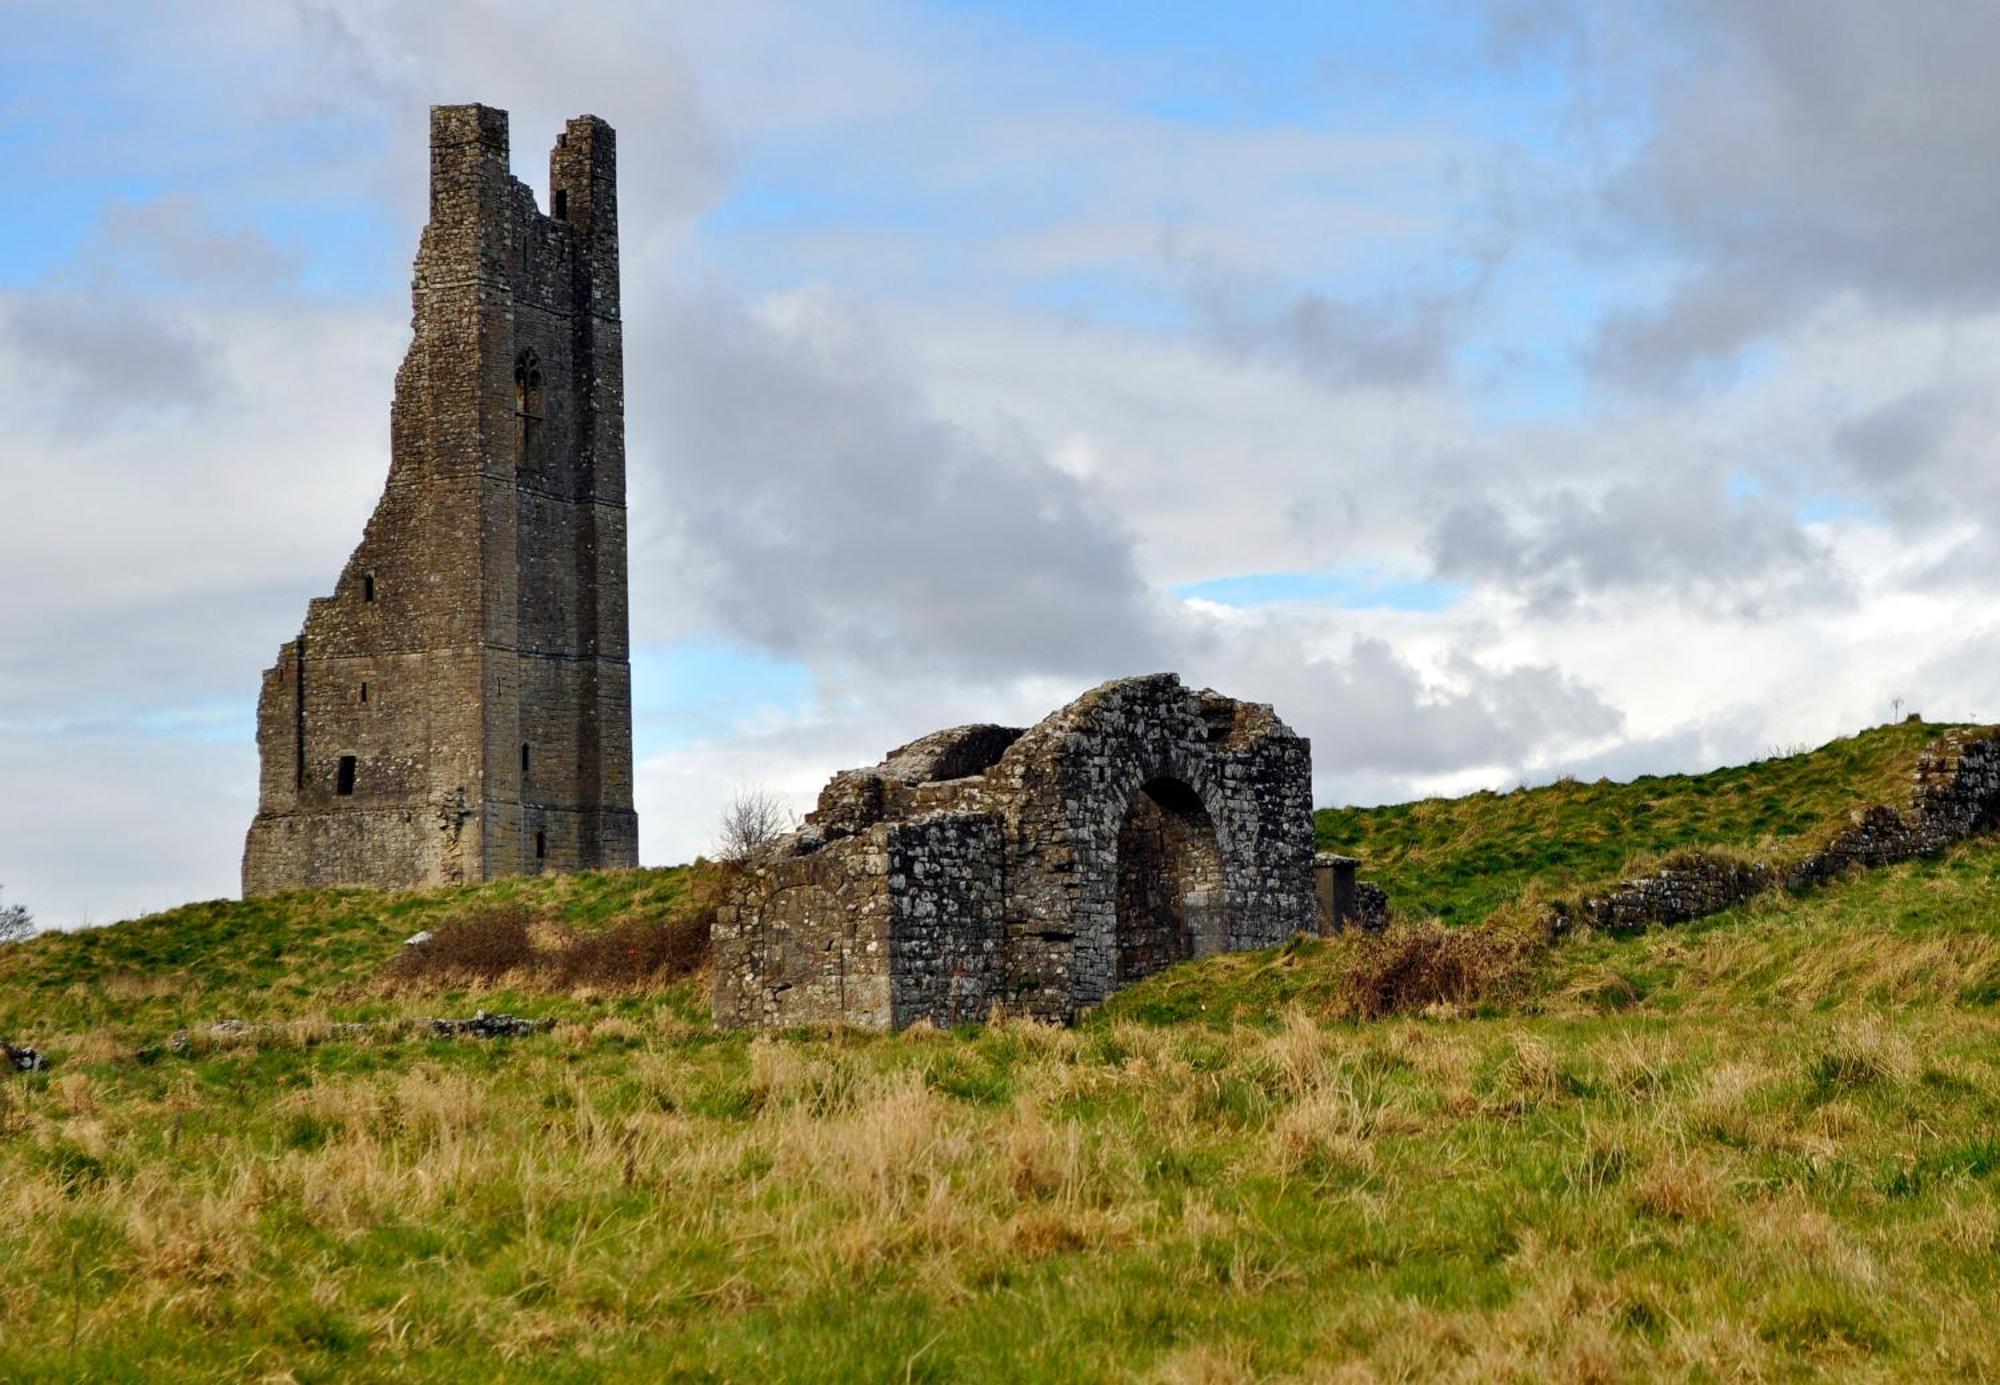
[1552,728,2000,935]
[713,674,1317,1029]
[243,104,637,895]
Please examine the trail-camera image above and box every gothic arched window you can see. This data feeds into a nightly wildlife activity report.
[514,349,544,471]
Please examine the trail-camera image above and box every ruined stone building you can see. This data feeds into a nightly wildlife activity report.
[714,674,1319,1029]
[243,104,637,895]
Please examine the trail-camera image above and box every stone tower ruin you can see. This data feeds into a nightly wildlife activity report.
[243,103,638,896]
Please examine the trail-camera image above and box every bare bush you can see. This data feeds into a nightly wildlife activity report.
[0,886,33,945]
[717,786,794,862]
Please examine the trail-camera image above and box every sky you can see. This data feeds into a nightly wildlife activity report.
[4,0,1999,927]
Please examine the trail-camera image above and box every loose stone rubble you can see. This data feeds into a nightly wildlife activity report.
[1353,881,1393,931]
[165,1011,551,1055]
[714,674,1318,1030]
[1553,727,2000,935]
[3,1043,45,1073]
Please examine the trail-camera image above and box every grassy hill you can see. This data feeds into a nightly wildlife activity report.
[3,721,2000,1380]
[1315,715,1952,924]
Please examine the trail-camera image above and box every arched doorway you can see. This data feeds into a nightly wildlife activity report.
[1114,777,1228,986]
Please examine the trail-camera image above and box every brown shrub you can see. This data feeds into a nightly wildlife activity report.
[386,870,726,992]
[547,913,711,987]
[385,905,536,983]
[1344,922,1535,1020]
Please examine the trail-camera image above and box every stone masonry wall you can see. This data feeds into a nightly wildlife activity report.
[244,104,636,896]
[886,813,1006,1028]
[715,674,1317,1030]
[712,828,897,1030]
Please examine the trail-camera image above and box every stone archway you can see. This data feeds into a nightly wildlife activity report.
[1114,776,1229,986]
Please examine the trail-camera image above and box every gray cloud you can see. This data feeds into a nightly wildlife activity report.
[1545,0,2000,383]
[0,197,311,425]
[1167,190,1508,390]
[89,197,305,294]
[1297,636,1624,781]
[1825,383,2000,560]
[1159,622,1626,810]
[1833,387,1959,489]
[632,290,1168,678]
[1181,264,1470,390]
[1586,272,1809,393]
[0,292,224,422]
[1426,473,1847,616]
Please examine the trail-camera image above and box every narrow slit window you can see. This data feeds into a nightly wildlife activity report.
[514,349,544,471]
[335,755,357,796]
[535,829,547,860]
[554,189,568,220]
[521,742,531,774]
[362,574,375,603]
[359,682,368,704]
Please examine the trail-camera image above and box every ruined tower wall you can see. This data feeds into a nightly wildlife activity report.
[243,104,636,897]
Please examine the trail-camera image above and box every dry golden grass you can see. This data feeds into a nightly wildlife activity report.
[16,993,1994,1380]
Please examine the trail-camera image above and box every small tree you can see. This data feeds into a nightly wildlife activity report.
[0,885,33,945]
[717,787,793,863]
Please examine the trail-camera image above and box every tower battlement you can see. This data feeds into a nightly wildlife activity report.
[243,103,638,895]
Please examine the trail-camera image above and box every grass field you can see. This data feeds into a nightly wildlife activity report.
[4,721,1999,1381]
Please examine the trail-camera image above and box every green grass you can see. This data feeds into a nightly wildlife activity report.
[5,724,2000,1379]
[0,866,692,1044]
[1316,715,1952,925]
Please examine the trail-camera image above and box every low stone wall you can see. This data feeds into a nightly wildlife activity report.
[1552,728,2000,936]
[1313,854,1393,933]
[1559,853,1772,934]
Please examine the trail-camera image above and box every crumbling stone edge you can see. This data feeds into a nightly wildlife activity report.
[1545,727,2000,937]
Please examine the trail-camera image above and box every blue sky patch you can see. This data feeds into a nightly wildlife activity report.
[1175,568,1464,611]
[631,641,818,754]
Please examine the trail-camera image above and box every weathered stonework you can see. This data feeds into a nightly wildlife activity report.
[243,104,637,895]
[714,674,1317,1029]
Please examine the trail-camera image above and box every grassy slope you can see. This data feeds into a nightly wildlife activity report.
[1315,715,1952,925]
[3,728,2000,1379]
[0,867,692,1044]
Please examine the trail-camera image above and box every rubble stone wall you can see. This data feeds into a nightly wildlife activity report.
[886,813,1006,1028]
[715,674,1317,1029]
[713,828,897,1030]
